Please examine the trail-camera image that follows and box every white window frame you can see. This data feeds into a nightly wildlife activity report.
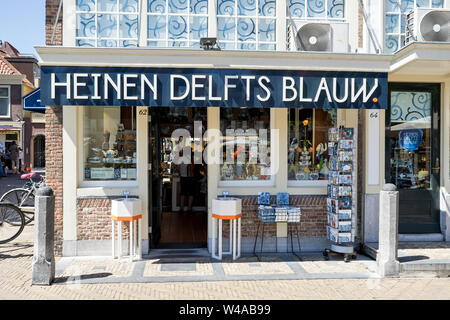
[216,0,277,50]
[218,107,276,188]
[0,86,11,119]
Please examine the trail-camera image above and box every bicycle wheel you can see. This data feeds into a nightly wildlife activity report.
[0,203,25,244]
[0,188,35,225]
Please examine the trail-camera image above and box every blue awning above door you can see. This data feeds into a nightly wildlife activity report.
[23,87,45,113]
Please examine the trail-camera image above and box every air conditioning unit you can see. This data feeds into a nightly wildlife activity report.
[405,8,450,45]
[287,22,349,53]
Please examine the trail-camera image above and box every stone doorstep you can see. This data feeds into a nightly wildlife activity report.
[363,242,450,275]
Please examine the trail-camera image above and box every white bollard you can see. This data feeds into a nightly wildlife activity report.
[377,183,400,277]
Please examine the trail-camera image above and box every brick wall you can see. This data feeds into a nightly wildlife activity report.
[358,3,364,48]
[75,195,327,242]
[221,195,327,239]
[46,0,63,46]
[77,198,131,240]
[45,0,64,255]
[45,106,63,255]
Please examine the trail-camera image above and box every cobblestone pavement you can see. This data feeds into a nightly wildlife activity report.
[1,224,449,300]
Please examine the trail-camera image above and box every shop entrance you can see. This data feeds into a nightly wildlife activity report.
[149,107,208,248]
[385,83,441,233]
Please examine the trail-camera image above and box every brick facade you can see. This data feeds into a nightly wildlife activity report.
[224,195,327,239]
[46,0,64,255]
[76,195,327,244]
[45,106,63,255]
[77,198,131,240]
[46,0,63,46]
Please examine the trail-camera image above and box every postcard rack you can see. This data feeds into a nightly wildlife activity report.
[324,126,358,262]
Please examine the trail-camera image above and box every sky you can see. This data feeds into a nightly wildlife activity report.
[0,0,45,57]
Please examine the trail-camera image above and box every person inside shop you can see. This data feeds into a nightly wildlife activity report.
[0,141,6,177]
[195,163,207,212]
[179,141,195,214]
[8,141,21,175]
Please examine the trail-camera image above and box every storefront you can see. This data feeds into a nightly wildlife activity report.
[36,45,450,257]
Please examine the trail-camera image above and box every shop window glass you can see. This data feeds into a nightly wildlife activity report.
[220,108,271,181]
[384,0,444,53]
[217,0,276,50]
[388,91,432,189]
[76,0,139,47]
[288,109,337,181]
[83,106,137,181]
[0,87,10,117]
[147,0,208,48]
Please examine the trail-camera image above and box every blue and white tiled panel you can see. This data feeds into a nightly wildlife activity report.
[257,192,271,205]
[276,192,290,205]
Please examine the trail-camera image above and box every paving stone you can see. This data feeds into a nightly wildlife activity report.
[1,224,450,300]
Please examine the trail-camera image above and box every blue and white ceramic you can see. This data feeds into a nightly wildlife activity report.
[277,192,289,205]
[257,192,270,205]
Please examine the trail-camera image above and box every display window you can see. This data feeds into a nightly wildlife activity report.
[288,108,337,181]
[83,106,137,181]
[220,108,271,181]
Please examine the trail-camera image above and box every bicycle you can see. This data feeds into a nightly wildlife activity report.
[0,202,25,244]
[0,172,45,225]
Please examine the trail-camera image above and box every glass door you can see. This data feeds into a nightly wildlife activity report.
[386,83,441,233]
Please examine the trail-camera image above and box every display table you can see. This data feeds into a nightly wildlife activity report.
[211,197,242,261]
[111,198,142,261]
[252,219,302,260]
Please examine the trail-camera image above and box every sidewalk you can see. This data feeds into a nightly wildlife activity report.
[1,224,449,300]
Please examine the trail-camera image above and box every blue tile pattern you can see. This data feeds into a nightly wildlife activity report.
[147,0,208,47]
[288,0,344,19]
[390,92,431,122]
[217,0,276,50]
[76,0,139,47]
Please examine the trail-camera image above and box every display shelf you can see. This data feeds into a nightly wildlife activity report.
[324,126,357,263]
[85,128,137,180]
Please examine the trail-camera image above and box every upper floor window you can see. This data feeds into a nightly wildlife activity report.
[76,0,139,47]
[287,0,345,20]
[217,0,276,50]
[147,0,208,47]
[384,0,444,53]
[0,87,10,117]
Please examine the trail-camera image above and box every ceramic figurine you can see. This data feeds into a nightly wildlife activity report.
[102,131,110,151]
[316,142,327,163]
